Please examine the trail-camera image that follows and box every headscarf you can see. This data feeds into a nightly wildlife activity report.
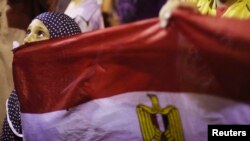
[35,12,81,38]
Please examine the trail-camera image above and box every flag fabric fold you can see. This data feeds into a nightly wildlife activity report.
[13,9,250,141]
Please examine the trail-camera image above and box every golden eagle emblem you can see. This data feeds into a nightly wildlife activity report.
[137,94,184,141]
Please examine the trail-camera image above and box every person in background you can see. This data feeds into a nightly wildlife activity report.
[0,12,81,141]
[159,0,250,27]
[101,0,167,27]
[64,0,105,32]
[101,0,120,27]
[116,0,167,23]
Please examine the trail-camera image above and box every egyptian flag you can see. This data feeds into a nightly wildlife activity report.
[13,9,250,141]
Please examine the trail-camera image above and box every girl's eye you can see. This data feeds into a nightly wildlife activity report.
[37,30,45,37]
[26,29,31,35]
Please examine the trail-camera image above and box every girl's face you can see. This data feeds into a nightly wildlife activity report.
[24,19,50,44]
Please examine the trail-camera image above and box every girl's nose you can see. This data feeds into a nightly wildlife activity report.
[23,33,36,44]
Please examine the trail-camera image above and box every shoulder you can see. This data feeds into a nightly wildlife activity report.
[6,90,22,136]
